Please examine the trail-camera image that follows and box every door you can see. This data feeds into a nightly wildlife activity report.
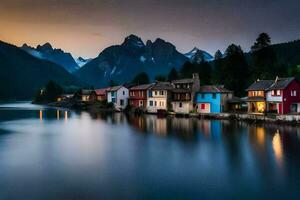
[290,104,297,113]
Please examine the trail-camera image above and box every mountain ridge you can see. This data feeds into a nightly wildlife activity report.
[21,43,80,73]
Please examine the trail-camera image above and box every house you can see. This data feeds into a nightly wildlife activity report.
[196,85,233,113]
[170,73,200,114]
[74,89,93,102]
[147,82,173,113]
[90,88,109,102]
[129,83,155,110]
[57,94,73,102]
[106,85,129,111]
[246,79,274,113]
[265,77,300,114]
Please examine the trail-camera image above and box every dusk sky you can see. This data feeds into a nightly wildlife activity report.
[0,0,299,58]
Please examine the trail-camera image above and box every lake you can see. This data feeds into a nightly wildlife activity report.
[0,102,300,199]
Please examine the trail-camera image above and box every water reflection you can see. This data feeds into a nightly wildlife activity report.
[273,130,283,166]
[1,103,300,199]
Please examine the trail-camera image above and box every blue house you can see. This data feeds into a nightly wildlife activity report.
[196,85,233,113]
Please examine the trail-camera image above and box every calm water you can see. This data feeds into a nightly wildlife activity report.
[0,102,300,200]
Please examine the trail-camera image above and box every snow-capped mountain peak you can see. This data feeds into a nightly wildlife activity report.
[184,47,214,63]
[75,57,92,67]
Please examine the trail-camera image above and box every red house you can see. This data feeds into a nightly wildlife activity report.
[129,83,154,109]
[90,88,110,102]
[266,77,300,114]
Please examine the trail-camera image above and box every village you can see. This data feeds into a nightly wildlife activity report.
[55,73,300,123]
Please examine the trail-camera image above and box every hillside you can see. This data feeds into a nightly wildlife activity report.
[0,41,81,100]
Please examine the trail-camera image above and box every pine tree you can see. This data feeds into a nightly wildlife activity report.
[167,67,179,81]
[131,72,150,85]
[251,33,271,51]
[223,44,250,96]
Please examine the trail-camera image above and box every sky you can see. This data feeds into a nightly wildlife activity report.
[0,0,299,58]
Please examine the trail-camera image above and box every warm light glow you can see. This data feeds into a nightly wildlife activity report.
[273,130,283,166]
[256,102,265,112]
[39,110,43,121]
[256,127,265,145]
[64,111,68,121]
[57,110,60,120]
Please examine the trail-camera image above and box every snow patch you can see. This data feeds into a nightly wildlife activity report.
[140,56,146,62]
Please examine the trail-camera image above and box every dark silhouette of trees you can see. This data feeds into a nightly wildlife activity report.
[131,72,150,85]
[167,67,179,81]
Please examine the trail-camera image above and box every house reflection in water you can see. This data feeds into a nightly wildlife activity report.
[197,120,211,137]
[170,118,196,139]
[39,110,43,121]
[64,111,68,121]
[249,126,267,148]
[39,109,69,121]
[273,130,284,166]
[146,116,168,136]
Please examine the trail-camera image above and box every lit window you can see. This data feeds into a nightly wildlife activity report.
[291,90,297,96]
[276,90,280,95]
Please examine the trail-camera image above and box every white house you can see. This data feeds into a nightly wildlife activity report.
[147,82,173,113]
[107,86,129,111]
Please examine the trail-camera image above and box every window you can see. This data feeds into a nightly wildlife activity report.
[179,102,182,108]
[139,100,143,106]
[112,98,116,103]
[272,90,281,96]
[149,101,153,106]
[123,91,125,95]
[155,101,157,106]
[291,90,297,96]
[276,90,280,95]
[186,93,190,100]
[212,93,216,99]
[160,91,164,95]
[120,99,124,106]
[155,91,157,95]
[148,91,153,97]
[201,103,206,109]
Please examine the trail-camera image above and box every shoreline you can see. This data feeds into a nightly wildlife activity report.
[36,101,300,125]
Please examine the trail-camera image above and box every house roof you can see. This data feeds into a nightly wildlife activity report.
[199,85,232,93]
[245,96,265,102]
[150,82,173,90]
[80,89,93,95]
[106,85,124,92]
[267,77,295,90]
[246,80,274,91]
[172,78,194,84]
[130,83,155,90]
[94,87,110,95]
[172,88,191,93]
[227,96,245,103]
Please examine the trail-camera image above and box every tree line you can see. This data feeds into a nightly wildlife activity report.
[130,33,299,97]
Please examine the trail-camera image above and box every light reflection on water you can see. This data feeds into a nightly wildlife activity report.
[0,103,300,200]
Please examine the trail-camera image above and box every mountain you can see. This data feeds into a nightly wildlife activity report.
[75,57,92,67]
[21,43,80,73]
[0,40,81,100]
[75,34,188,87]
[184,47,213,63]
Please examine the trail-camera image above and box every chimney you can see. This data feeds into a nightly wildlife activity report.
[192,73,200,101]
[275,76,279,82]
